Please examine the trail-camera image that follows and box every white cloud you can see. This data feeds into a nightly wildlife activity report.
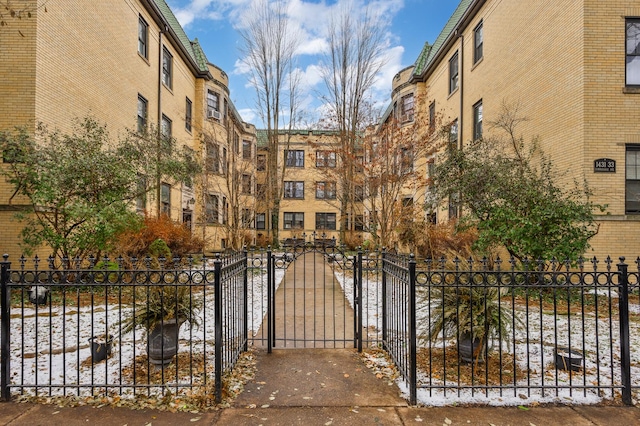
[170,0,413,125]
[237,107,257,123]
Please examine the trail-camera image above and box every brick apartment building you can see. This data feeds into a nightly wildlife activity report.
[0,0,256,259]
[3,0,640,260]
[379,0,640,260]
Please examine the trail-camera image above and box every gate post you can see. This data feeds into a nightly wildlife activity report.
[408,254,417,405]
[214,254,223,404]
[1,255,10,401]
[357,249,363,352]
[617,258,632,405]
[267,246,273,353]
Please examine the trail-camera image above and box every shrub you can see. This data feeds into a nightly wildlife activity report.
[399,219,479,259]
[113,214,204,259]
[148,238,171,259]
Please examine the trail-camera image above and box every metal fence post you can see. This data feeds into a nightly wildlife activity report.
[243,248,249,352]
[214,254,223,404]
[267,247,273,353]
[381,249,387,349]
[357,249,363,352]
[408,254,417,406]
[617,258,632,405]
[1,255,11,401]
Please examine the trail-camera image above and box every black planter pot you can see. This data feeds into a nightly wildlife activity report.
[555,347,583,371]
[29,286,49,305]
[89,335,113,362]
[458,333,486,364]
[147,319,183,365]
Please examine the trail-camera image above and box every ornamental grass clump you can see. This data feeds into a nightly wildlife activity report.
[423,257,521,364]
[120,284,201,334]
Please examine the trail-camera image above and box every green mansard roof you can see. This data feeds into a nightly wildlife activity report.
[412,0,474,78]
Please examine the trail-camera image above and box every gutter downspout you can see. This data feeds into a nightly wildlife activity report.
[156,27,166,216]
[458,31,464,149]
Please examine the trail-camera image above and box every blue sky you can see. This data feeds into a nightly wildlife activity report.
[165,0,460,125]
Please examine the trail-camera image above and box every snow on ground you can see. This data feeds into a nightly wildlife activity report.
[3,261,285,399]
[4,255,639,406]
[335,270,640,406]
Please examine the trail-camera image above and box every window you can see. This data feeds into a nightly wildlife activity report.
[627,19,640,85]
[474,21,483,64]
[473,101,483,141]
[207,142,219,173]
[206,194,219,223]
[161,114,172,139]
[354,215,365,231]
[185,98,192,132]
[428,101,436,132]
[626,146,640,213]
[449,51,459,94]
[137,94,148,133]
[400,146,413,174]
[284,181,304,198]
[256,213,266,230]
[138,16,148,59]
[283,212,304,229]
[242,174,252,194]
[285,149,305,167]
[222,148,227,174]
[161,183,171,215]
[355,155,364,172]
[257,154,266,171]
[316,213,336,230]
[449,193,459,220]
[136,175,146,213]
[162,47,173,89]
[222,196,228,224]
[243,140,252,159]
[316,181,336,199]
[316,150,336,168]
[207,90,219,117]
[449,119,458,149]
[242,209,253,228]
[256,183,265,198]
[401,94,414,122]
[234,133,240,154]
[354,185,364,202]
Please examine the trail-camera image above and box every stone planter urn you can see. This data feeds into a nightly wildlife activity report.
[147,318,183,365]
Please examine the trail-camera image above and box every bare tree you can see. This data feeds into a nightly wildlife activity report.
[238,0,301,247]
[319,1,387,242]
[363,99,440,249]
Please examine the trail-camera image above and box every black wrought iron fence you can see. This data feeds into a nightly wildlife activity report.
[382,254,639,406]
[0,252,249,404]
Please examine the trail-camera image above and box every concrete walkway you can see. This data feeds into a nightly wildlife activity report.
[256,251,355,348]
[2,252,640,424]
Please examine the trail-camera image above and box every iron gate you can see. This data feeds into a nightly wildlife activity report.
[246,236,371,351]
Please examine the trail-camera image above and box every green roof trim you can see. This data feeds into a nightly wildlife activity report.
[413,42,432,76]
[152,0,209,74]
[412,0,473,78]
[190,38,209,72]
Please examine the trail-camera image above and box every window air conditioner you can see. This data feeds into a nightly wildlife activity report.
[208,109,221,120]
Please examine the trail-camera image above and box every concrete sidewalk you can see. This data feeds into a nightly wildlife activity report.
[2,347,638,426]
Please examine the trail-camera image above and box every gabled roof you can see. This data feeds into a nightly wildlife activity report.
[412,0,474,79]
